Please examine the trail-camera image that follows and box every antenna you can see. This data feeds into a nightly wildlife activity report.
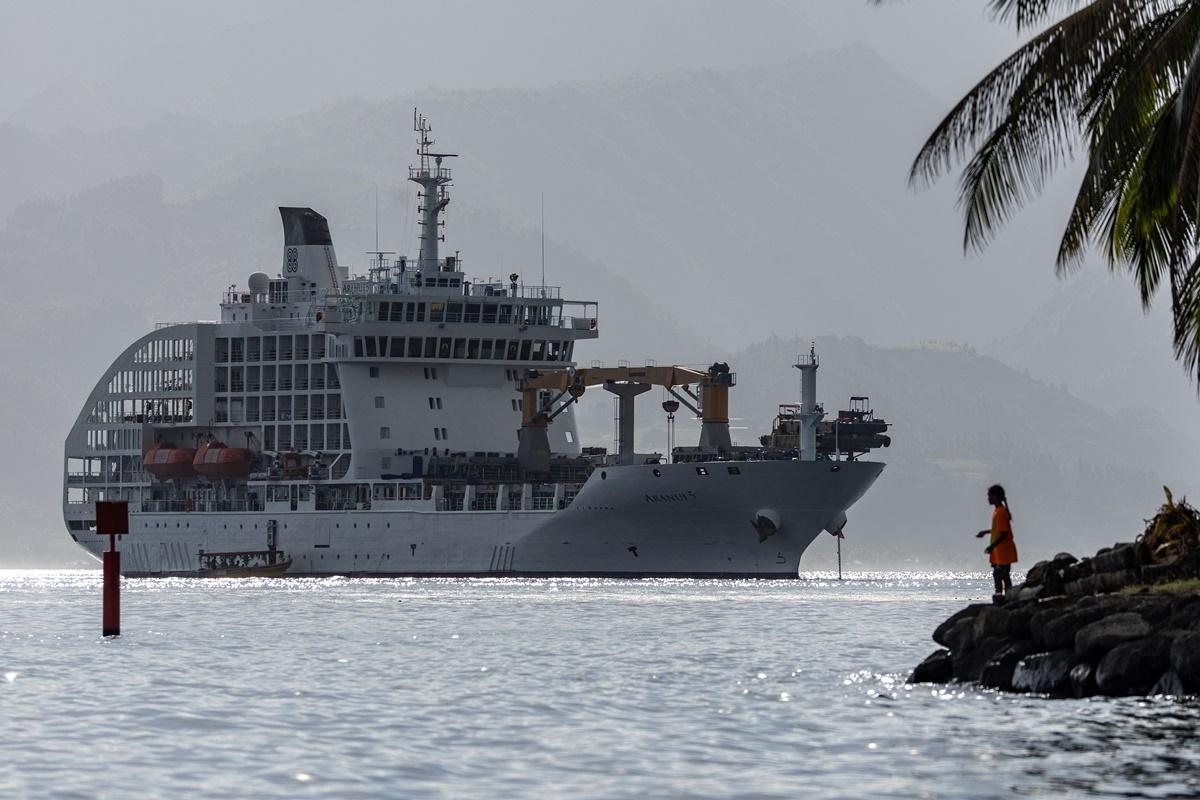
[375,186,380,253]
[540,192,546,292]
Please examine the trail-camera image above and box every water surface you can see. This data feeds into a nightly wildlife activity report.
[2,571,1197,799]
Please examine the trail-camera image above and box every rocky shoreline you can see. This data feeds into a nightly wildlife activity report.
[911,493,1200,697]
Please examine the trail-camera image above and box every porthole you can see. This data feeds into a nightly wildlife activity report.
[601,471,607,480]
[831,465,841,473]
[652,468,662,477]
[696,467,709,476]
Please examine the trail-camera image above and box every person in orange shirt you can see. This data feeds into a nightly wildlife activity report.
[975,483,1018,603]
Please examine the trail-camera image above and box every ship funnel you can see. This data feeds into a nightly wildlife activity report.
[279,207,340,293]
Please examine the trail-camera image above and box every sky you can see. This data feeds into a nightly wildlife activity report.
[4,0,1195,568]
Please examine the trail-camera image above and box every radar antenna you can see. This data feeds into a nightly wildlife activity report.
[409,109,458,274]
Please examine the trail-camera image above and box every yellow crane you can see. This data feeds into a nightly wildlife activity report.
[517,363,735,474]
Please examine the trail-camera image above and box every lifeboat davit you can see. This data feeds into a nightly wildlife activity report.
[144,443,197,480]
[193,441,254,479]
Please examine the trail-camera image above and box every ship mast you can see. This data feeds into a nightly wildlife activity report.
[408,109,457,274]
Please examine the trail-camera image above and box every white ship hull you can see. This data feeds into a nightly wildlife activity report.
[71,460,882,578]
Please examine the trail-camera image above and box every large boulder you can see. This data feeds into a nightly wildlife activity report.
[953,637,1015,683]
[933,604,988,648]
[1092,568,1142,595]
[1161,600,1200,634]
[1069,662,1097,698]
[1023,560,1052,587]
[909,649,953,684]
[1096,637,1172,696]
[972,606,1032,643]
[1170,632,1200,689]
[1091,542,1147,574]
[944,617,979,656]
[1037,598,1128,650]
[1012,650,1076,695]
[1150,670,1188,696]
[1074,613,1151,659]
[980,641,1039,692]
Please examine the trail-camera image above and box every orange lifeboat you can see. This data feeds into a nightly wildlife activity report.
[193,441,254,479]
[144,443,197,480]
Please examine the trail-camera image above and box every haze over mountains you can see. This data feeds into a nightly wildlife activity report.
[2,3,1196,567]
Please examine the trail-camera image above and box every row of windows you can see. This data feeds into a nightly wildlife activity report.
[381,426,450,441]
[372,300,559,327]
[107,368,193,395]
[133,337,194,364]
[84,428,141,452]
[215,334,333,364]
[353,335,573,362]
[89,397,194,424]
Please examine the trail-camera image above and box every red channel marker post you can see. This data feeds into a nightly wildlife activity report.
[95,501,128,637]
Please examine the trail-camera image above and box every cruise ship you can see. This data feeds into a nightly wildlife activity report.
[62,111,887,577]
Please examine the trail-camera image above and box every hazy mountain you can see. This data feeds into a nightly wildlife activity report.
[985,270,1200,426]
[3,47,1198,568]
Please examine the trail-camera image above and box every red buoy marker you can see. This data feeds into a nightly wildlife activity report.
[95,501,128,637]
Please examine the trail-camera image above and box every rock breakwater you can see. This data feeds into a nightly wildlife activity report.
[911,543,1200,697]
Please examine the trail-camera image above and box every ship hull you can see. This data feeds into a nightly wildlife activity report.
[69,460,883,578]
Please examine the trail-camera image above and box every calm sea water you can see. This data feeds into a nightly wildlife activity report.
[2,571,1199,799]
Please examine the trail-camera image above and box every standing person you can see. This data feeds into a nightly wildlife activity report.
[975,484,1018,604]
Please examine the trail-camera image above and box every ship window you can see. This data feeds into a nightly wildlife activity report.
[423,368,430,379]
[415,302,426,322]
[436,398,443,410]
[365,338,377,358]
[431,368,438,379]
[439,338,452,359]
[408,338,422,358]
[494,340,508,360]
[531,341,545,361]
[519,341,532,361]
[507,341,519,360]
[727,466,741,475]
[377,302,389,321]
[438,278,450,288]
[511,399,518,411]
[467,339,480,359]
[378,337,389,357]
[566,431,574,443]
[696,467,709,476]
[434,428,441,441]
[390,337,404,357]
[481,340,494,359]
[369,366,380,378]
[499,304,514,324]
[429,303,444,323]
[374,396,385,409]
[441,427,448,439]
[549,341,562,361]
[482,304,497,324]
[447,303,463,323]
[452,338,466,359]
[354,337,364,358]
[390,304,404,322]
[424,338,437,358]
[428,397,436,410]
[380,427,391,439]
[465,304,481,323]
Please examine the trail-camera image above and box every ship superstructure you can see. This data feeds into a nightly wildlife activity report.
[62,112,887,577]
